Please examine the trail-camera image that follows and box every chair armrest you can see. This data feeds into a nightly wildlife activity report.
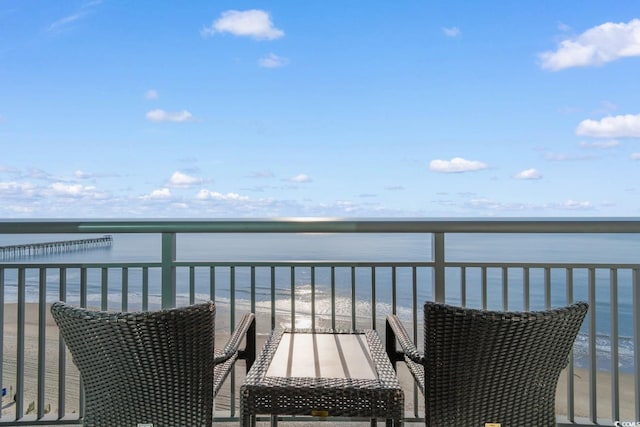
[386,314,424,365]
[213,313,256,396]
[214,312,256,370]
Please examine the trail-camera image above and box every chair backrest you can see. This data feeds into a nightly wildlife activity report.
[423,301,588,427]
[51,301,215,427]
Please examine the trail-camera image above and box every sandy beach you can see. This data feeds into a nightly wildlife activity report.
[2,303,636,423]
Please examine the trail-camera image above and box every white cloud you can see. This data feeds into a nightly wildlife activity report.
[289,174,312,183]
[631,153,640,160]
[514,168,542,180]
[74,170,91,179]
[196,190,249,201]
[145,90,159,100]
[50,182,90,195]
[142,188,172,200]
[544,152,594,161]
[579,139,621,148]
[168,171,202,187]
[46,0,102,32]
[146,109,193,123]
[443,27,460,38]
[249,170,275,179]
[576,114,640,138]
[0,181,36,196]
[561,199,594,210]
[202,9,284,40]
[259,53,289,68]
[47,13,82,32]
[74,170,118,180]
[48,182,108,199]
[429,157,488,173]
[539,19,640,70]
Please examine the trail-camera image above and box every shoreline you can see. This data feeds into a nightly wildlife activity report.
[2,302,637,421]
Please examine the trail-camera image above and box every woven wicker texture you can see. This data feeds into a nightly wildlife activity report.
[240,329,404,425]
[388,301,588,427]
[51,301,216,427]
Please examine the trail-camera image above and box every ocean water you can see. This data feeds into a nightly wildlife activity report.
[1,232,639,372]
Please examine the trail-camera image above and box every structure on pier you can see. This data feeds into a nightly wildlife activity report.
[0,235,113,259]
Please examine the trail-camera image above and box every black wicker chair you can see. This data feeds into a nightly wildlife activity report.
[386,301,588,427]
[51,301,255,427]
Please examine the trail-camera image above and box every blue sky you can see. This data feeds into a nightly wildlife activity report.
[1,1,639,218]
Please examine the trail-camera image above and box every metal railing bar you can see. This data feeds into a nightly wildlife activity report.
[230,266,236,332]
[634,267,640,421]
[182,260,434,268]
[122,267,128,311]
[432,232,445,304]
[351,266,356,329]
[270,266,276,331]
[37,268,46,419]
[57,268,67,420]
[250,266,256,314]
[189,266,195,305]
[78,269,86,420]
[545,267,551,309]
[481,266,487,309]
[501,266,508,311]
[331,266,336,330]
[523,267,530,311]
[566,268,575,422]
[460,267,466,306]
[4,218,640,234]
[0,268,4,420]
[161,232,176,309]
[100,268,107,311]
[209,266,215,308]
[588,267,597,423]
[0,262,163,269]
[311,266,316,330]
[80,268,87,308]
[391,266,397,315]
[3,259,639,269]
[8,258,634,271]
[412,266,418,345]
[412,264,419,419]
[446,261,640,269]
[371,266,376,331]
[610,268,619,422]
[16,268,25,419]
[142,267,149,311]
[290,266,295,330]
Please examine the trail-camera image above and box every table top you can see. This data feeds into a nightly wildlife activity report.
[265,330,377,380]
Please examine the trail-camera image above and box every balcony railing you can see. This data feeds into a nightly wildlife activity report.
[1,218,639,426]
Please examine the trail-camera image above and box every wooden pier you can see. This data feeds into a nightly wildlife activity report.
[0,235,113,259]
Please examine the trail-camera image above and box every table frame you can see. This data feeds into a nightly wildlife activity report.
[240,328,404,426]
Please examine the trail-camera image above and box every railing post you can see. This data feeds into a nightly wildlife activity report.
[161,232,176,309]
[432,232,445,303]
[634,268,640,421]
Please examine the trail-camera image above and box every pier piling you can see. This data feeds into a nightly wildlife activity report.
[0,235,113,259]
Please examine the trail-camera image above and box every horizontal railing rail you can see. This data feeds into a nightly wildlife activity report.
[1,219,639,426]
